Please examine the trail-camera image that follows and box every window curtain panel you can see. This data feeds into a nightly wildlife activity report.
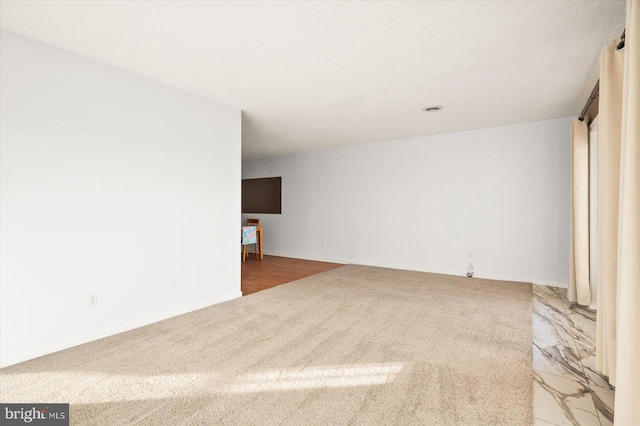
[596,0,640,423]
[595,34,624,388]
[613,0,640,423]
[568,118,591,305]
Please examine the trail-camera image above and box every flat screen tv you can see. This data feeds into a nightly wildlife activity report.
[242,177,282,214]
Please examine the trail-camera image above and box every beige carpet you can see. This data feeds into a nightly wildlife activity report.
[0,265,533,425]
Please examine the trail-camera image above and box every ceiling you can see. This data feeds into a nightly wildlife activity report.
[0,1,626,159]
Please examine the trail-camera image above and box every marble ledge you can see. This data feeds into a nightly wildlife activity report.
[531,284,615,425]
[534,370,600,426]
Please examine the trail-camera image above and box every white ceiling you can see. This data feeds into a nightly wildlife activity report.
[0,1,626,159]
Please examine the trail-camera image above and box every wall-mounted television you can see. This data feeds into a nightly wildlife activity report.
[242,177,282,214]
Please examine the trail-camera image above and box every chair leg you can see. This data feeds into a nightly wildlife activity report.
[242,245,246,262]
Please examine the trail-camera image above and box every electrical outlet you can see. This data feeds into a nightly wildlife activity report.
[88,292,99,307]
[171,276,178,288]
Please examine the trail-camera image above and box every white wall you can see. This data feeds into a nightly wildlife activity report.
[243,117,571,287]
[0,31,241,368]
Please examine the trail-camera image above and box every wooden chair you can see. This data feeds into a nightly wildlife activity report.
[245,218,261,258]
[242,240,257,261]
[246,218,260,226]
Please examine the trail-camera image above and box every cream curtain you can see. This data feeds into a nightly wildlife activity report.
[568,118,591,305]
[595,0,640,423]
[595,34,624,388]
[612,0,640,423]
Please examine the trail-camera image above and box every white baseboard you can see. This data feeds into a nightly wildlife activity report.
[263,251,567,288]
[0,291,242,369]
[263,250,350,265]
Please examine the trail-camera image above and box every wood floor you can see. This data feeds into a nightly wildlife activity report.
[241,255,343,296]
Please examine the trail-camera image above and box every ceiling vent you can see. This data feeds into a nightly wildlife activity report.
[422,105,443,112]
